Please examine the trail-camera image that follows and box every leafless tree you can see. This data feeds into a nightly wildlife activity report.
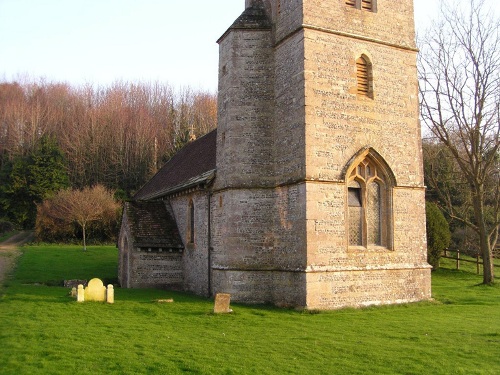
[42,185,120,251]
[0,79,217,194]
[419,0,499,284]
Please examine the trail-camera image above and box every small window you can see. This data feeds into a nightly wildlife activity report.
[348,182,362,207]
[356,55,373,98]
[189,200,195,244]
[346,0,377,12]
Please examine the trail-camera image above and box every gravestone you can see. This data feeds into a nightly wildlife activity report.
[106,284,114,304]
[77,284,85,302]
[84,278,106,302]
[213,293,232,313]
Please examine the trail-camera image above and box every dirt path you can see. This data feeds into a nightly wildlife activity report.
[0,231,34,285]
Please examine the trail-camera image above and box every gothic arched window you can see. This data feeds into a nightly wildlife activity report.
[347,155,392,248]
[356,55,373,98]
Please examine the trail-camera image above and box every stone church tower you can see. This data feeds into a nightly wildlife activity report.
[212,0,430,308]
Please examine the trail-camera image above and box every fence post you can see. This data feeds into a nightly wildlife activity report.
[456,249,460,270]
[477,254,480,275]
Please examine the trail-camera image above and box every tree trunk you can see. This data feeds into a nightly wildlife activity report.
[473,196,495,284]
[82,223,87,252]
[479,224,495,284]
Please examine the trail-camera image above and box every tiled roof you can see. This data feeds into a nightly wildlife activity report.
[134,129,217,200]
[124,200,184,249]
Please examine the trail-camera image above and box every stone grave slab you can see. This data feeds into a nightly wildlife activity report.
[213,293,232,313]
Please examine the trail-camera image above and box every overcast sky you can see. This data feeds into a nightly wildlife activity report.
[0,0,485,91]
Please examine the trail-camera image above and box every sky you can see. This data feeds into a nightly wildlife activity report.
[0,0,473,91]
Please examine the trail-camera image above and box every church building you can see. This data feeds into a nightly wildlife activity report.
[118,0,431,309]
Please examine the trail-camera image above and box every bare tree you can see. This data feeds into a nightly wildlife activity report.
[43,185,120,251]
[0,79,217,197]
[418,0,499,284]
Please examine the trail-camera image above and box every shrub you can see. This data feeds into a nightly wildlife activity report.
[0,219,15,235]
[426,201,451,270]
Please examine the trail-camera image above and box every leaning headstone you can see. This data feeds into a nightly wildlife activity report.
[71,287,77,298]
[213,293,232,313]
[77,284,85,303]
[106,284,114,304]
[84,278,106,302]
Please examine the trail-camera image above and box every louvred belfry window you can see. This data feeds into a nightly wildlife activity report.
[355,54,373,98]
[356,57,368,95]
[346,0,377,12]
[356,55,373,97]
[361,0,373,11]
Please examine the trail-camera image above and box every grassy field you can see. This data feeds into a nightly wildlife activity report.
[0,245,499,374]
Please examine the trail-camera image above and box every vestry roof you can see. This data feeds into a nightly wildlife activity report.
[124,200,184,249]
[134,129,217,200]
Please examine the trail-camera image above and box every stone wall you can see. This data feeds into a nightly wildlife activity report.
[306,267,431,309]
[303,0,416,49]
[118,211,184,289]
[297,0,429,309]
[127,251,183,289]
[216,25,275,189]
[117,0,430,309]
[303,30,422,185]
[169,193,211,297]
[211,184,308,305]
[210,0,430,309]
[273,30,307,183]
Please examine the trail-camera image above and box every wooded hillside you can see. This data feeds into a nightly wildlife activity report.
[0,79,217,228]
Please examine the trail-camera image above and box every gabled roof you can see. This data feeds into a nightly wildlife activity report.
[124,200,184,249]
[134,129,217,200]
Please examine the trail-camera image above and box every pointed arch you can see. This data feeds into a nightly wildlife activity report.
[344,148,394,249]
[342,147,397,186]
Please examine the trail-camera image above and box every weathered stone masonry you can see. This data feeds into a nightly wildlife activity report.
[118,0,431,309]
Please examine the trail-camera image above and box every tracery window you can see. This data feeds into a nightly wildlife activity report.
[347,156,391,248]
[356,55,373,98]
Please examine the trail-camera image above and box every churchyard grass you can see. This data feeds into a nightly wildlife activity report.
[1,245,499,375]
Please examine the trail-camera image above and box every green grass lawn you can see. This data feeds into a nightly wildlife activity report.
[1,245,499,375]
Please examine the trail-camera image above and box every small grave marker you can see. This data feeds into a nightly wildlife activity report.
[213,293,232,314]
[106,285,114,304]
[77,285,85,302]
[84,278,106,302]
